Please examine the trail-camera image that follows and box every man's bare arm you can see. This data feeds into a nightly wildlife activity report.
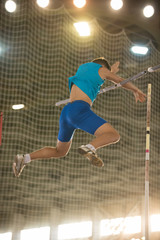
[104,68,146,103]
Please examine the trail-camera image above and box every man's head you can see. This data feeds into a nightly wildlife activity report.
[92,57,111,71]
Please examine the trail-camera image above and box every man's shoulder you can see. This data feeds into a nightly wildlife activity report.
[79,62,102,69]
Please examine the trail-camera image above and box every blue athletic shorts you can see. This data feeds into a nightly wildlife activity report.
[58,100,107,142]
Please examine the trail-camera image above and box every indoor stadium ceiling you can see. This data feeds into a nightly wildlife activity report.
[1,0,160,50]
[53,0,160,51]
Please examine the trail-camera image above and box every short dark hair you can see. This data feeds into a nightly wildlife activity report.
[92,57,111,71]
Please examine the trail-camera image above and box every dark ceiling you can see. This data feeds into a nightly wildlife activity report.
[1,0,160,50]
[54,0,160,50]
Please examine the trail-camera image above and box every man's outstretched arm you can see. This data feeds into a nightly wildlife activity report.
[104,67,146,103]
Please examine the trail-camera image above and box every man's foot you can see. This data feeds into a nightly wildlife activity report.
[78,145,104,167]
[13,154,26,177]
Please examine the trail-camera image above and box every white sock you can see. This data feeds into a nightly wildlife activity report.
[85,144,96,153]
[24,154,31,164]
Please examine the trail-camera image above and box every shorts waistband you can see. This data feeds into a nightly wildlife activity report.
[69,100,91,107]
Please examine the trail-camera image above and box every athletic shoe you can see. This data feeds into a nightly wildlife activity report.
[78,145,104,167]
[13,154,26,177]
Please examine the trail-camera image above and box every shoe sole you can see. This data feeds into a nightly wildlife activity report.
[12,162,17,177]
[78,147,104,167]
[12,156,25,177]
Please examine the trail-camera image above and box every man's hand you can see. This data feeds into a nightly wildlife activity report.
[104,63,146,103]
[133,89,146,103]
[111,61,120,74]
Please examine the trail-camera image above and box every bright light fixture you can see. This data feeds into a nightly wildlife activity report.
[73,0,86,8]
[143,5,155,18]
[5,0,17,13]
[21,227,50,240]
[58,221,92,239]
[110,0,123,10]
[0,232,12,240]
[123,216,141,234]
[74,22,91,36]
[12,104,25,110]
[36,0,49,8]
[100,216,141,236]
[131,45,149,55]
[0,43,9,55]
[150,214,160,232]
[101,217,123,236]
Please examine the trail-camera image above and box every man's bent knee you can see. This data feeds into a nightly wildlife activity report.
[56,140,72,158]
[113,131,120,143]
[103,129,120,144]
[56,148,69,158]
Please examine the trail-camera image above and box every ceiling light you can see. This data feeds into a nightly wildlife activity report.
[73,0,86,8]
[12,104,25,110]
[36,0,49,8]
[131,46,149,55]
[74,22,91,36]
[143,5,154,18]
[5,0,17,13]
[110,0,123,10]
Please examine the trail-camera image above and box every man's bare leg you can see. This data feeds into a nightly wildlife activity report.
[30,140,72,160]
[13,140,72,177]
[90,123,120,149]
[78,123,120,167]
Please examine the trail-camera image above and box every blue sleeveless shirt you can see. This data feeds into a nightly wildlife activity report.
[68,62,105,102]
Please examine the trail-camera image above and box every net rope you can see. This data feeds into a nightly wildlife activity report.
[0,2,160,237]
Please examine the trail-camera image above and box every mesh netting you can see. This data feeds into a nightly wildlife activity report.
[0,1,160,237]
